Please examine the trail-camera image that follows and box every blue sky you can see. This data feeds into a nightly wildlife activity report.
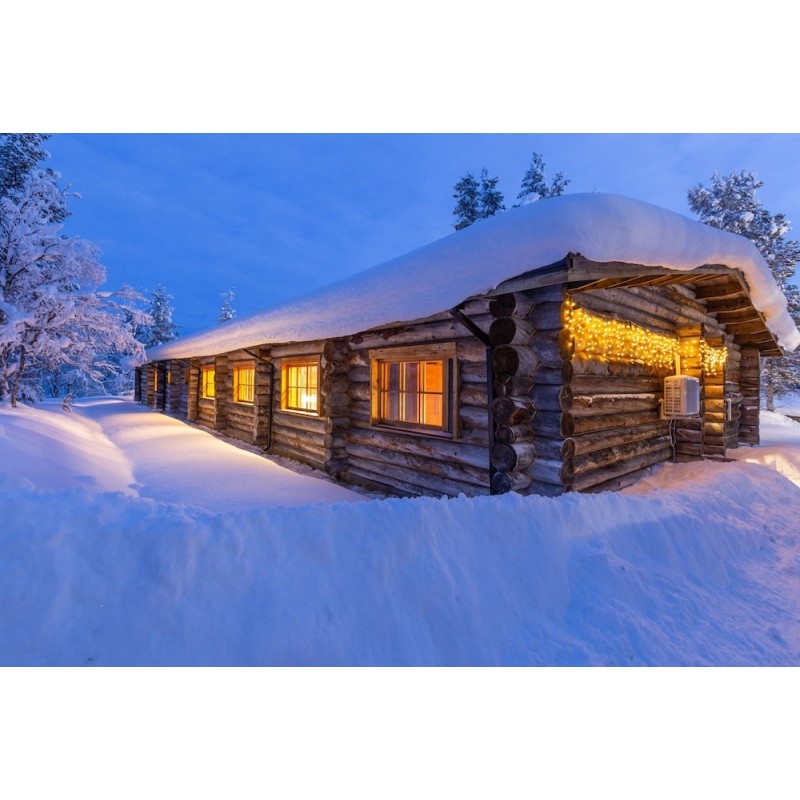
[46,133,800,335]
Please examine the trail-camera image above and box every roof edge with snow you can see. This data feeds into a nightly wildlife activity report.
[135,193,800,365]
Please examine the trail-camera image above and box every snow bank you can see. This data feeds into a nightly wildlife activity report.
[1,401,800,666]
[141,194,800,363]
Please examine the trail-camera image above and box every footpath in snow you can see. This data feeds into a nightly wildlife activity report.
[1,398,800,666]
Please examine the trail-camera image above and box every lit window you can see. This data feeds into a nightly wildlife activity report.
[233,364,255,404]
[371,346,455,433]
[153,368,158,392]
[201,366,216,399]
[281,360,319,414]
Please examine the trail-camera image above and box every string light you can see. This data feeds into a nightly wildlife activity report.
[562,298,727,375]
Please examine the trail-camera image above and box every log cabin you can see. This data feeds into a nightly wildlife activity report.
[132,194,800,498]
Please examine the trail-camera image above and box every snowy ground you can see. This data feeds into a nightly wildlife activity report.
[1,397,800,666]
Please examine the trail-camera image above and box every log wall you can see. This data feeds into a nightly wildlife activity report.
[739,347,760,445]
[138,279,764,499]
[342,302,492,498]
[269,341,328,472]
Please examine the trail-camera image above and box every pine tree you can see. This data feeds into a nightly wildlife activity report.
[218,288,236,323]
[478,168,505,219]
[515,152,570,207]
[140,285,179,346]
[452,172,480,231]
[688,170,800,409]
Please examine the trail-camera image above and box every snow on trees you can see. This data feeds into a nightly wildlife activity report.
[515,152,570,206]
[688,171,800,409]
[452,172,481,231]
[0,163,146,406]
[138,284,180,346]
[453,168,505,230]
[218,288,236,323]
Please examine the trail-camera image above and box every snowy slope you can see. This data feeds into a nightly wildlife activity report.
[1,399,799,666]
[141,194,800,363]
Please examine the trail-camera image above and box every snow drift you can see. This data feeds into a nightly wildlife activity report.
[1,399,799,666]
[140,193,800,363]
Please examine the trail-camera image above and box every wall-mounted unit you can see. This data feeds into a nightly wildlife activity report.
[662,375,700,418]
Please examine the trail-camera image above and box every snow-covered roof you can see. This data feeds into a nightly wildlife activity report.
[142,193,800,363]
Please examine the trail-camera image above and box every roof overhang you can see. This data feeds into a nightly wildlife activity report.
[489,253,783,356]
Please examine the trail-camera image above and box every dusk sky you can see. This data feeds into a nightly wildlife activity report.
[45,133,800,336]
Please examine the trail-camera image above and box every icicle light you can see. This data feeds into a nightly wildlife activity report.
[563,299,727,375]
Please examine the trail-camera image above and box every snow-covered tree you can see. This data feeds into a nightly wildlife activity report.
[688,170,800,409]
[479,168,505,219]
[452,172,480,231]
[218,288,236,323]
[0,133,68,222]
[0,169,146,406]
[514,152,570,207]
[138,284,179,346]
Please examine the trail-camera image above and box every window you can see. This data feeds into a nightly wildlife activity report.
[233,364,255,404]
[153,368,158,393]
[201,366,216,399]
[370,344,456,434]
[281,359,320,414]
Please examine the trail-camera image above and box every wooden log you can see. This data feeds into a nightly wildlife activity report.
[570,421,668,456]
[528,302,564,331]
[528,458,574,487]
[459,360,488,383]
[571,394,658,416]
[489,316,536,347]
[522,480,567,498]
[574,293,674,334]
[489,292,535,319]
[347,366,371,383]
[492,396,535,425]
[572,445,672,492]
[273,410,326,434]
[495,366,572,396]
[574,436,671,476]
[571,375,664,394]
[347,455,486,497]
[494,374,534,397]
[492,344,539,377]
[459,405,490,430]
[531,329,574,364]
[571,410,660,436]
[529,411,575,438]
[323,339,350,361]
[345,443,489,487]
[346,428,489,470]
[535,437,576,462]
[491,441,537,472]
[495,423,534,444]
[491,470,532,495]
[530,383,573,412]
[459,384,487,407]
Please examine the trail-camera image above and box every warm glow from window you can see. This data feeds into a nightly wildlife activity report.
[201,366,216,399]
[378,359,445,428]
[153,369,158,392]
[282,361,319,413]
[233,365,255,404]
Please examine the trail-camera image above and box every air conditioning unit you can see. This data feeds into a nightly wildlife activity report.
[662,375,700,418]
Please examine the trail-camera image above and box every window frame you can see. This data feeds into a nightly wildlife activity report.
[232,362,256,405]
[369,343,457,437]
[280,357,321,416]
[200,365,216,400]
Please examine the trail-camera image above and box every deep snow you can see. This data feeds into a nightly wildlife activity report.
[1,397,799,666]
[141,194,800,363]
